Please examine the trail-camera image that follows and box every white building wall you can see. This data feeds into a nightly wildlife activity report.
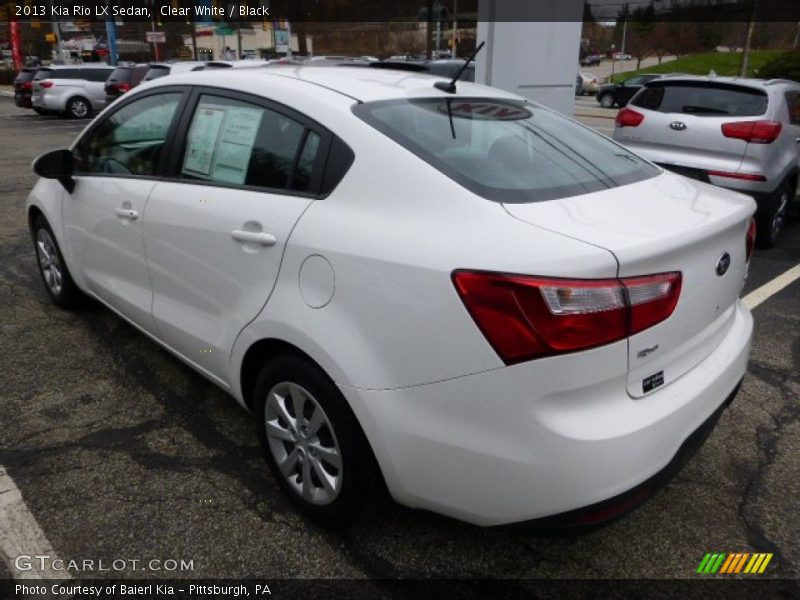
[475,1,583,115]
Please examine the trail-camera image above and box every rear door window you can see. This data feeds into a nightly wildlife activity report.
[179,95,322,192]
[632,82,768,116]
[15,69,36,83]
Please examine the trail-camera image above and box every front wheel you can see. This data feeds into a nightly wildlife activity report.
[255,355,379,529]
[599,93,615,108]
[756,183,792,249]
[32,215,85,309]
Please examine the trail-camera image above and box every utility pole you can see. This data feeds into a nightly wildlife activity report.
[452,0,457,59]
[425,0,433,60]
[793,21,799,49]
[620,4,628,56]
[740,0,758,77]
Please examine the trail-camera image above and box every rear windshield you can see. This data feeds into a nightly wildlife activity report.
[107,67,132,82]
[143,66,170,81]
[15,69,36,83]
[632,82,768,117]
[353,98,658,203]
[33,69,53,81]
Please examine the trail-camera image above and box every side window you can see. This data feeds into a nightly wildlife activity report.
[786,91,800,125]
[180,95,320,192]
[74,92,181,176]
[83,69,113,82]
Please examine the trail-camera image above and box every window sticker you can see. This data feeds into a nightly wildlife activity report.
[182,103,264,185]
[209,106,263,184]
[183,107,226,176]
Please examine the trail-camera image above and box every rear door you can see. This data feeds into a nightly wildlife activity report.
[617,81,770,176]
[143,89,329,383]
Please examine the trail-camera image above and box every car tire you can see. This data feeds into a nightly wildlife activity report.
[255,354,379,529]
[599,93,615,108]
[65,97,91,119]
[756,182,792,249]
[31,215,85,309]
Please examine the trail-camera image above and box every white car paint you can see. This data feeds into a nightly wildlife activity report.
[27,66,755,526]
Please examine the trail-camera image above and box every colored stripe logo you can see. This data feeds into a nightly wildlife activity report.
[697,552,773,574]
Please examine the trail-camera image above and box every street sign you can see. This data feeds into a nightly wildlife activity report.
[146,31,166,43]
[215,25,235,36]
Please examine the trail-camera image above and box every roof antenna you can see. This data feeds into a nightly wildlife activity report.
[434,41,485,94]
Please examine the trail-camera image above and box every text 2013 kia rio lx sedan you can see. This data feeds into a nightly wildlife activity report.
[26,66,755,529]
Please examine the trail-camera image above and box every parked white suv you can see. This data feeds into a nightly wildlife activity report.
[614,76,800,248]
[27,67,754,528]
[31,64,115,119]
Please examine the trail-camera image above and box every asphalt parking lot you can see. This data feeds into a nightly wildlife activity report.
[0,96,798,587]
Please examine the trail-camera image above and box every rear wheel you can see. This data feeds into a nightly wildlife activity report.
[255,355,378,529]
[32,215,85,309]
[65,97,90,119]
[756,182,791,249]
[599,93,615,108]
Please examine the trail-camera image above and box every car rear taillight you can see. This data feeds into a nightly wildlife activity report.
[116,82,132,93]
[721,120,782,144]
[39,80,54,89]
[22,81,32,90]
[745,217,756,262]
[706,170,766,182]
[615,107,644,128]
[452,271,682,365]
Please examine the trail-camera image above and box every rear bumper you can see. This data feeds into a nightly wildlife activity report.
[339,300,753,526]
[14,93,32,108]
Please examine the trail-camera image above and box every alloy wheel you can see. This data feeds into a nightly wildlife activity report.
[70,99,88,118]
[264,381,343,505]
[36,229,63,296]
[771,189,789,241]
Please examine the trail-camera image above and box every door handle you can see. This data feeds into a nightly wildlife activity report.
[231,230,277,246]
[114,208,138,220]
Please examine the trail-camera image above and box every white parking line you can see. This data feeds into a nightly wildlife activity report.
[743,263,800,310]
[0,465,67,580]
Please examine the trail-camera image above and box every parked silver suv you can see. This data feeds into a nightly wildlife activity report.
[32,65,115,119]
[614,76,800,247]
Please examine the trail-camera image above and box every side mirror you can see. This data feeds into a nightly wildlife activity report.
[32,149,75,193]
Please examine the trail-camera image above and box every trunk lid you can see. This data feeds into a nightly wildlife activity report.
[503,171,755,397]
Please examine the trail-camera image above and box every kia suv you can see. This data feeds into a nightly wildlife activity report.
[614,76,800,248]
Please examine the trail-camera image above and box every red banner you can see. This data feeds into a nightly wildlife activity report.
[9,20,24,72]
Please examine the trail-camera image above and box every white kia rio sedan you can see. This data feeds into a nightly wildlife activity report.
[27,66,755,529]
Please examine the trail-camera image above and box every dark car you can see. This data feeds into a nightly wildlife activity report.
[369,58,475,82]
[104,64,151,103]
[596,74,665,108]
[13,67,39,110]
[580,54,602,67]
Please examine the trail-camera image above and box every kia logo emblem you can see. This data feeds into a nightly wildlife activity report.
[670,121,687,131]
[716,252,731,276]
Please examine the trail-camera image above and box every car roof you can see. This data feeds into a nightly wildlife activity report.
[152,65,521,103]
[44,64,111,69]
[642,75,798,92]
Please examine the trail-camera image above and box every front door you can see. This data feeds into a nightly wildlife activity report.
[63,90,185,331]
